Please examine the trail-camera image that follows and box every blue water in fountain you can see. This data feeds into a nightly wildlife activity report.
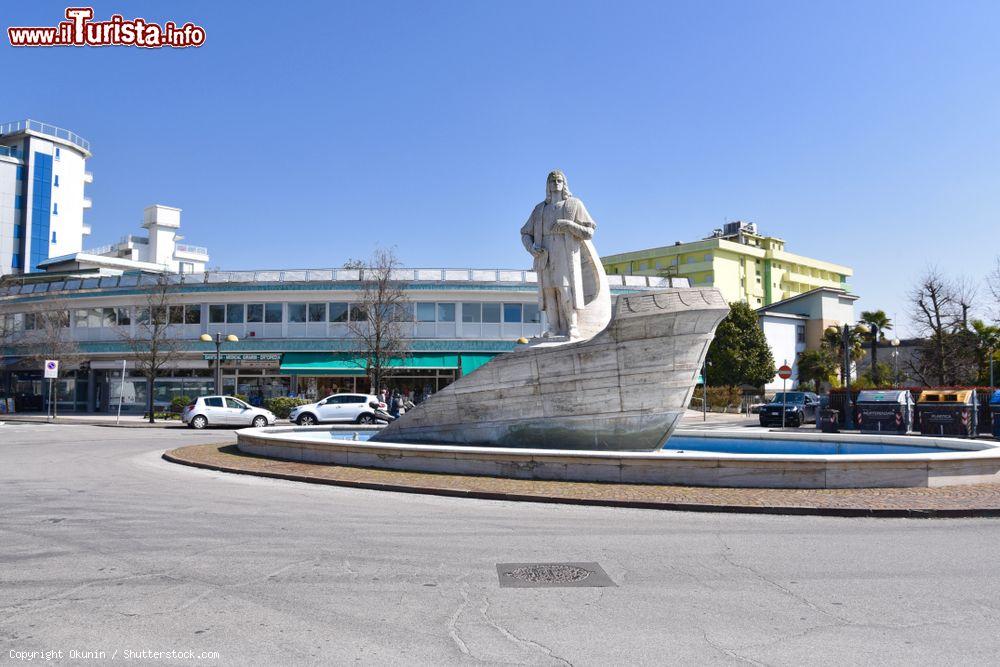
[662,436,963,455]
[312,431,966,455]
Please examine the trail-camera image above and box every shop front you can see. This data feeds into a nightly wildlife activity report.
[210,353,288,406]
[278,352,497,403]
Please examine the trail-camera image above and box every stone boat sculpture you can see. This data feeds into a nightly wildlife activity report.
[373,171,729,451]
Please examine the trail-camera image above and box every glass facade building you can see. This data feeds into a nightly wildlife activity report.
[0,268,670,413]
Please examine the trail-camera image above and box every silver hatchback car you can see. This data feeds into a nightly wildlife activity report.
[182,396,277,429]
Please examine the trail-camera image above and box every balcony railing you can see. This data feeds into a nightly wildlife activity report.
[0,268,689,298]
[0,119,91,152]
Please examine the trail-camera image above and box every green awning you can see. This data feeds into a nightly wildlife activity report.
[279,352,489,376]
[460,353,496,375]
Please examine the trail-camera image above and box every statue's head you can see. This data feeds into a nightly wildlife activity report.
[545,170,572,203]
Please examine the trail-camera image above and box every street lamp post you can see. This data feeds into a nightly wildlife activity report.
[201,332,239,395]
[827,322,869,430]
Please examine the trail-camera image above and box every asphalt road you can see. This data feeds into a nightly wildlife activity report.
[2,423,1000,665]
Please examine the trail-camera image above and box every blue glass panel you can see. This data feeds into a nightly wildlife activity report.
[29,153,53,272]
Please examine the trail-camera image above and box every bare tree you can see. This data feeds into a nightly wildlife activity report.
[907,267,978,386]
[118,274,185,423]
[989,256,1000,321]
[344,248,411,396]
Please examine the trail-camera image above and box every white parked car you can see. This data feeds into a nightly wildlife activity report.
[182,396,277,429]
[289,393,384,425]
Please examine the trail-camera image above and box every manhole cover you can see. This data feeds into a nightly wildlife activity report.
[496,562,616,588]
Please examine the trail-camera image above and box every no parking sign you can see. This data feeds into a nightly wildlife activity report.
[43,360,59,379]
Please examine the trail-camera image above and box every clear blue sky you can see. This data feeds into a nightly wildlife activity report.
[5,0,1000,335]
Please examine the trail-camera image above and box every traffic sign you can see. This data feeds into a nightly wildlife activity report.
[43,360,59,379]
[777,364,793,380]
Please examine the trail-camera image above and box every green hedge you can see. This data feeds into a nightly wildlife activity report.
[170,395,192,414]
[264,397,311,419]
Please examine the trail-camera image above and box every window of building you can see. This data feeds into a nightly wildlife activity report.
[116,307,131,326]
[308,303,326,322]
[14,195,22,210]
[179,262,194,274]
[264,303,282,323]
[185,304,201,324]
[168,306,184,325]
[226,304,245,324]
[349,304,367,322]
[524,303,540,323]
[437,303,455,322]
[288,303,307,323]
[638,261,647,270]
[51,231,57,243]
[392,303,413,322]
[54,147,61,159]
[482,302,501,323]
[797,325,806,344]
[52,202,58,215]
[328,302,348,323]
[136,308,150,325]
[462,303,481,323]
[54,175,59,187]
[415,302,436,322]
[503,303,522,323]
[247,304,264,323]
[209,304,226,324]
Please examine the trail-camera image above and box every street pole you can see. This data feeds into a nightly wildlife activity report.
[781,358,787,429]
[215,332,222,395]
[702,358,707,422]
[116,359,126,424]
[844,324,854,430]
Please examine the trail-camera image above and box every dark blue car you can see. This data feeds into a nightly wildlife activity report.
[758,392,820,428]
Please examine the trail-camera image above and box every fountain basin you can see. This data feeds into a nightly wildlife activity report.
[236,427,1000,489]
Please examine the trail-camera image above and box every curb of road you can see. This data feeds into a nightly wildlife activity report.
[160,448,1000,519]
[2,416,183,428]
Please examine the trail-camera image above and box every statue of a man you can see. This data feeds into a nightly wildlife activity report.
[520,170,604,339]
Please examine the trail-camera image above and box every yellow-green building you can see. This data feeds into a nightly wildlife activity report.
[601,221,852,307]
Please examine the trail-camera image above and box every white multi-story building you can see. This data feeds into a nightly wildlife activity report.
[40,204,210,275]
[0,120,94,275]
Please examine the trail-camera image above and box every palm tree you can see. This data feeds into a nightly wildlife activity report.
[859,310,892,386]
[822,325,865,386]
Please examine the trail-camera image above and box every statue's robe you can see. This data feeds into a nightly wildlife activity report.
[520,196,603,317]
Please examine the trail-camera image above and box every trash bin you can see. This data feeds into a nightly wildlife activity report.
[818,409,840,433]
[991,391,1000,438]
[915,389,979,437]
[855,390,914,434]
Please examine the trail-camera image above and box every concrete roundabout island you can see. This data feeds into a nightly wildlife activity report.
[235,426,1000,490]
